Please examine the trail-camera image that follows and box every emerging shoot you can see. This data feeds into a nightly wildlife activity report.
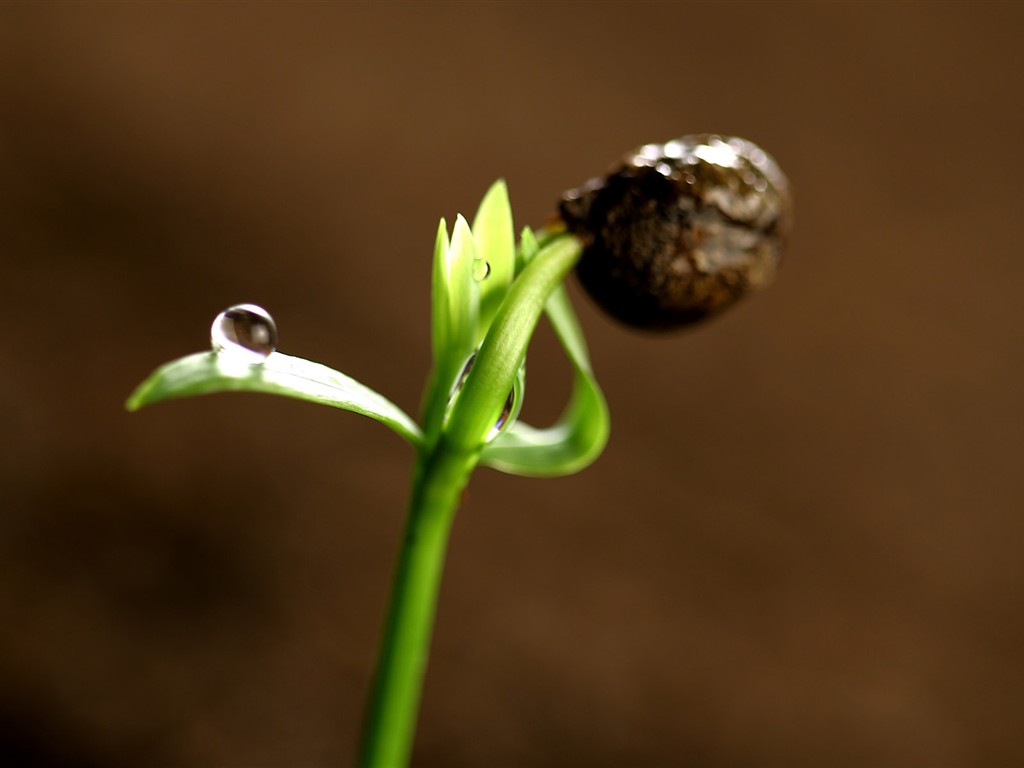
[126,137,790,766]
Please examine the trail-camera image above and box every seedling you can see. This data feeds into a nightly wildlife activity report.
[128,135,790,767]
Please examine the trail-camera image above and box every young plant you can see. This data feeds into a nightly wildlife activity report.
[127,135,789,767]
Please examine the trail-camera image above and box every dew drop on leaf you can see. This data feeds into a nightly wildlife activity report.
[211,303,278,364]
[472,258,491,282]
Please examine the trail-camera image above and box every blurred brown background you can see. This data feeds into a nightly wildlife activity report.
[1,3,1022,767]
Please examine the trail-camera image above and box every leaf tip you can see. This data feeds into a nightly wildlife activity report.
[125,373,160,411]
[484,178,508,198]
[449,214,477,262]
[124,386,147,412]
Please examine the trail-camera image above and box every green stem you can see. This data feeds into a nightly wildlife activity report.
[358,439,477,768]
[359,235,583,767]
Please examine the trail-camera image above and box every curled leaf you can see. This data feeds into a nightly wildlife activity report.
[480,230,609,476]
[443,234,592,454]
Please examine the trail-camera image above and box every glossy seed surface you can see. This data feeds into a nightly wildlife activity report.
[559,134,791,330]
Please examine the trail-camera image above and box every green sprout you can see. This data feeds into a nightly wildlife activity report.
[128,135,790,767]
[128,181,609,767]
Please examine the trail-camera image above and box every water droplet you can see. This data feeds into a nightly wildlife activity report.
[488,389,517,441]
[449,352,521,441]
[211,303,278,364]
[473,258,491,282]
[451,353,477,398]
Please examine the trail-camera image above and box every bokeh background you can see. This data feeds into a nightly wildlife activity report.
[2,4,1022,767]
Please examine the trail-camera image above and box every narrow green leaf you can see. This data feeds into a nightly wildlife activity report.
[471,180,514,339]
[422,218,454,440]
[517,225,540,271]
[431,217,450,375]
[127,351,423,447]
[447,214,480,369]
[545,282,593,375]
[481,283,609,476]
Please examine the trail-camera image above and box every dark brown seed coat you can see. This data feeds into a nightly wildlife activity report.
[559,135,791,330]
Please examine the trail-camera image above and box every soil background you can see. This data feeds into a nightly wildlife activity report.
[2,4,1022,767]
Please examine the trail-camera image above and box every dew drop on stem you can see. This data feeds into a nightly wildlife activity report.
[449,352,519,442]
[488,389,516,442]
[211,303,278,364]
